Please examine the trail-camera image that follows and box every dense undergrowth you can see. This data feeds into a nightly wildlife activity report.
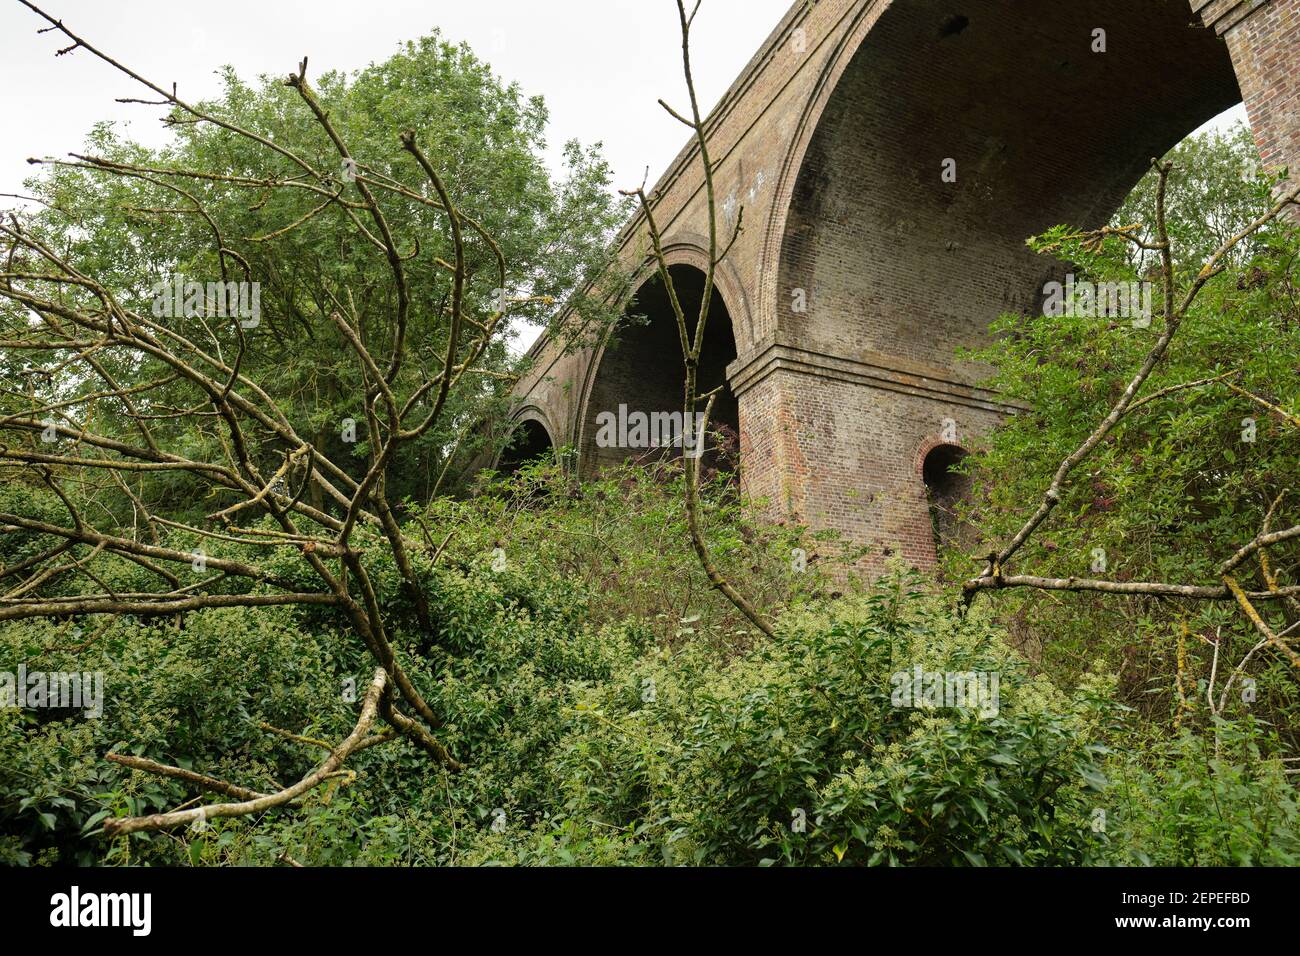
[4,459,1297,867]
[3,111,1297,867]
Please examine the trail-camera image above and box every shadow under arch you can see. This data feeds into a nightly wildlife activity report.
[921,442,973,557]
[775,0,1244,371]
[580,263,739,476]
[496,416,555,476]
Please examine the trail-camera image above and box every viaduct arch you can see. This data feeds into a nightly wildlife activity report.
[493,405,558,476]
[506,0,1300,568]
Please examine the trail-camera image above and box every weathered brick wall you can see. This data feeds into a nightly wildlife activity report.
[507,0,1300,571]
[1194,0,1300,187]
[740,367,1006,561]
[759,0,1240,567]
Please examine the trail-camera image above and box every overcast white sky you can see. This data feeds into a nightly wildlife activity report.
[2,0,1249,199]
[0,0,795,200]
[0,0,1247,354]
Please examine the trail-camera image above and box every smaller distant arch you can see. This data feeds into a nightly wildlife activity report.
[496,416,555,476]
[919,441,973,557]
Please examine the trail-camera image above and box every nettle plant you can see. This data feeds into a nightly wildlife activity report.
[0,5,628,835]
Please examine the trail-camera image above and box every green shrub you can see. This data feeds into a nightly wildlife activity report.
[4,463,1296,867]
[1098,717,1300,866]
[511,568,1110,866]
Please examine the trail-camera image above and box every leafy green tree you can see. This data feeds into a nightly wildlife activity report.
[1113,122,1273,271]
[0,6,630,837]
[9,29,630,513]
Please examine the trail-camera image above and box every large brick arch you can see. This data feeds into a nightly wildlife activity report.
[774,0,1240,371]
[507,0,1300,570]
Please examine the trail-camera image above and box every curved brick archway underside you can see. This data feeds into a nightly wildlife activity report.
[759,0,1242,564]
[507,0,1299,570]
[580,265,739,474]
[496,418,555,476]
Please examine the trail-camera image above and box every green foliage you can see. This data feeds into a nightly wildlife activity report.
[0,607,356,866]
[3,462,1296,866]
[522,571,1110,867]
[918,123,1300,869]
[1113,122,1273,271]
[0,460,825,866]
[3,29,631,521]
[944,124,1300,740]
[1099,718,1300,866]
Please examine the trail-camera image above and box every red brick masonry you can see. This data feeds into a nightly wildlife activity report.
[507,0,1299,570]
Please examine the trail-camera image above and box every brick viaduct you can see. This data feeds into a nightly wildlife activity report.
[499,0,1300,569]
